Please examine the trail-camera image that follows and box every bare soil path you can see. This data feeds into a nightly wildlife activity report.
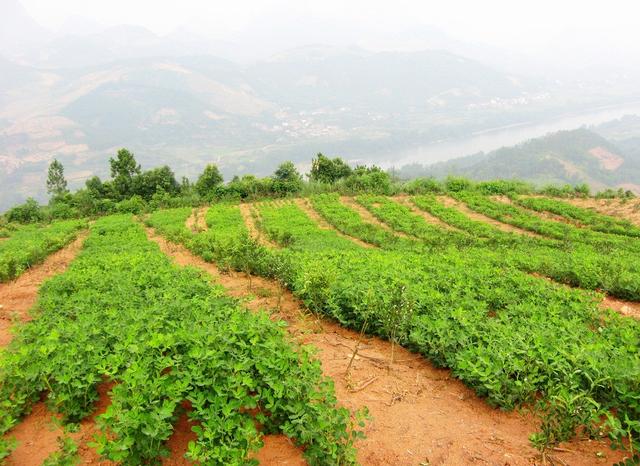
[145,226,626,466]
[564,198,640,227]
[239,203,280,248]
[601,296,640,319]
[292,198,375,249]
[185,207,208,233]
[438,196,544,238]
[339,196,413,239]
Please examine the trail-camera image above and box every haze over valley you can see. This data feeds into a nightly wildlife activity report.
[1,0,640,209]
[4,3,640,464]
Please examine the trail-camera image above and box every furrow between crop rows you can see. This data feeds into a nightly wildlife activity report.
[239,203,280,249]
[0,231,88,347]
[292,199,375,249]
[439,196,543,238]
[1,215,362,465]
[146,207,632,465]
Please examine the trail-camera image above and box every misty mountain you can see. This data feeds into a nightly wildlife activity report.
[0,0,51,59]
[0,40,548,211]
[250,46,529,111]
[37,25,165,68]
[1,1,640,212]
[400,128,640,192]
[594,115,640,175]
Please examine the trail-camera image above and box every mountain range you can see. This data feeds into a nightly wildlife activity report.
[399,117,640,193]
[1,0,640,210]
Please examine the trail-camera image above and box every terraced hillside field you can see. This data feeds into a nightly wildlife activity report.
[1,194,639,465]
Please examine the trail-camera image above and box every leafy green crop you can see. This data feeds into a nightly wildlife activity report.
[258,201,359,253]
[408,195,640,301]
[0,215,363,465]
[455,192,640,253]
[205,203,247,243]
[355,195,475,247]
[514,196,640,238]
[310,194,403,248]
[0,437,16,462]
[42,436,80,466]
[0,219,85,282]
[146,200,640,456]
[411,194,529,244]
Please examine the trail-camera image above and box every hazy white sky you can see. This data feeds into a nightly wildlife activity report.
[20,0,640,54]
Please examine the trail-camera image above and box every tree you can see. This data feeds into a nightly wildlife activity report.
[6,198,44,223]
[46,159,68,197]
[444,176,473,192]
[227,175,270,200]
[272,161,303,196]
[195,164,224,197]
[85,176,106,198]
[109,148,141,198]
[309,153,352,184]
[344,165,392,194]
[179,176,193,194]
[134,166,179,200]
[274,161,302,183]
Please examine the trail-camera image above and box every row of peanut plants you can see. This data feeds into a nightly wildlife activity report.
[0,219,86,282]
[454,192,640,253]
[513,196,640,238]
[0,214,363,465]
[147,203,639,459]
[312,193,640,311]
[307,195,406,249]
[397,194,640,301]
[310,194,640,310]
[260,200,640,458]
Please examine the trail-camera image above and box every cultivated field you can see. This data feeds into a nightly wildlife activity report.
[1,194,639,465]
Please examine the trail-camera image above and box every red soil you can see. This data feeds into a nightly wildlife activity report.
[565,198,640,228]
[238,203,280,248]
[1,232,92,465]
[588,147,624,171]
[438,196,543,238]
[185,207,208,233]
[293,198,375,249]
[601,296,640,319]
[0,232,87,346]
[145,227,629,466]
[1,218,634,465]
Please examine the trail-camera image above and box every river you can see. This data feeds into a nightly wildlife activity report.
[386,101,640,168]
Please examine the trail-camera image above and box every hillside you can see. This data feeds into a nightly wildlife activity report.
[399,128,640,192]
[0,48,544,211]
[595,114,640,162]
[2,193,639,463]
[2,2,635,211]
[3,2,640,211]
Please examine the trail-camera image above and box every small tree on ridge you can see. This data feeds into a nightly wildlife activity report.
[46,159,68,197]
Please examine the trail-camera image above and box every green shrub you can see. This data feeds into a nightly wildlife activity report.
[115,195,146,214]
